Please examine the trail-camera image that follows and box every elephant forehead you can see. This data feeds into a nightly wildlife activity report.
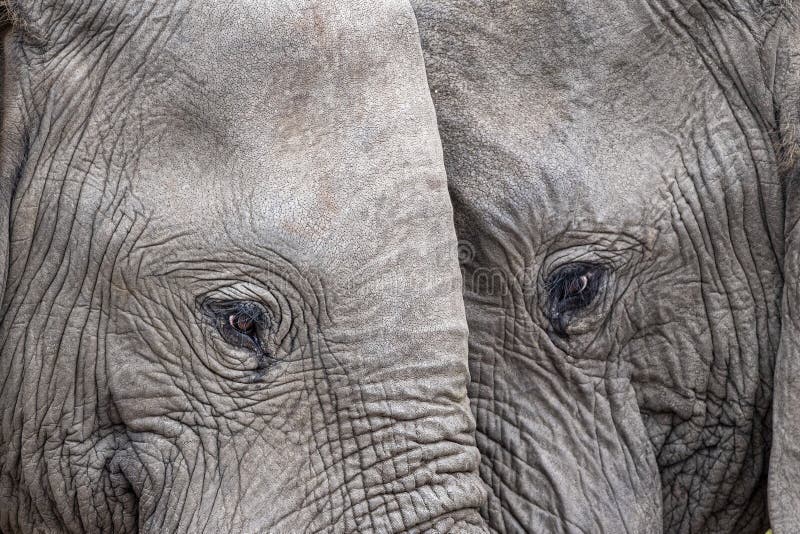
[148,1,427,129]
[428,0,776,248]
[132,134,449,274]
[444,96,685,252]
[122,1,450,275]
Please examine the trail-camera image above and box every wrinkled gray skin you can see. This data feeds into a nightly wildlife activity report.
[413,1,800,532]
[0,1,489,532]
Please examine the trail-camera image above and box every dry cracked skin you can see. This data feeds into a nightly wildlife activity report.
[0,1,800,533]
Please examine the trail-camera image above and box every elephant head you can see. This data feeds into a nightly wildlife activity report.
[414,0,800,532]
[0,1,488,531]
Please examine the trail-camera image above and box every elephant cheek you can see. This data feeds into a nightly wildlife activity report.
[472,357,663,533]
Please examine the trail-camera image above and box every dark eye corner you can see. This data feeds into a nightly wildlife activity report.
[201,299,273,356]
[544,262,606,336]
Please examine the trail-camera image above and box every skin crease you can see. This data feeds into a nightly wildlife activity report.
[768,13,800,532]
[412,1,800,533]
[0,1,490,532]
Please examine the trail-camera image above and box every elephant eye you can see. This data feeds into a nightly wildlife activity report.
[204,300,271,354]
[545,263,605,335]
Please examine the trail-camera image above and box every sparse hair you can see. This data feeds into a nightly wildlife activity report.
[0,1,18,29]
[777,122,800,175]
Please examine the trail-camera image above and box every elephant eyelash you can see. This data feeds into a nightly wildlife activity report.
[545,262,605,336]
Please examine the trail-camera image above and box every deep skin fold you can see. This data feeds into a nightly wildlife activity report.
[0,1,489,532]
[412,1,800,532]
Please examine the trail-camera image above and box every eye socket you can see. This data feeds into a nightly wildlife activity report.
[545,262,605,336]
[203,300,274,357]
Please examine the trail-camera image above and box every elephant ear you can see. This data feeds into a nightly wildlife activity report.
[771,169,800,531]
[769,13,800,533]
[0,7,14,304]
[0,166,8,305]
[0,0,58,305]
[0,187,7,305]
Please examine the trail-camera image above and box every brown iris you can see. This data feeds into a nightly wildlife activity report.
[566,274,589,296]
[229,311,257,335]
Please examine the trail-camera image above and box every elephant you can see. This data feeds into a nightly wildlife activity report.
[0,1,490,532]
[412,0,800,532]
